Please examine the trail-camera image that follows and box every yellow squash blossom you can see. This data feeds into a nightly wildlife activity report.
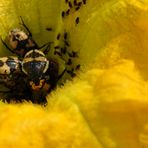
[0,0,147,147]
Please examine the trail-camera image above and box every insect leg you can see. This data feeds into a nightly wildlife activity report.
[48,68,67,92]
[1,38,16,54]
[39,42,53,55]
[19,16,32,37]
[31,90,47,104]
[57,68,67,82]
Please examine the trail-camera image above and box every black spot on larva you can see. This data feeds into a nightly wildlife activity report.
[75,17,80,25]
[12,35,17,41]
[61,11,65,18]
[56,33,61,40]
[68,1,73,8]
[0,60,4,67]
[16,34,20,38]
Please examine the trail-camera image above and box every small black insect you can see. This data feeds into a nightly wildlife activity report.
[46,27,53,31]
[56,33,61,40]
[61,47,67,54]
[75,17,80,25]
[82,0,86,4]
[72,51,79,57]
[77,2,82,6]
[68,1,73,8]
[64,32,68,40]
[64,40,70,47]
[61,11,65,18]
[66,9,70,16]
[75,6,80,11]
[68,51,78,58]
[54,50,62,57]
[75,64,80,70]
[66,69,76,77]
[54,46,60,49]
[73,0,77,6]
[65,0,69,3]
[66,58,72,65]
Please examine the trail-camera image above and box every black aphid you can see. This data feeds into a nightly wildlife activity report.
[56,33,61,40]
[61,11,65,18]
[72,51,79,57]
[75,6,80,11]
[77,2,82,6]
[75,64,80,70]
[67,69,76,77]
[64,32,68,40]
[46,27,53,31]
[68,1,73,8]
[68,51,79,58]
[67,58,72,65]
[75,17,80,25]
[66,9,70,15]
[82,0,86,4]
[61,47,67,54]
[65,0,69,3]
[73,0,77,6]
[54,50,62,56]
[64,40,70,47]
[54,46,60,49]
